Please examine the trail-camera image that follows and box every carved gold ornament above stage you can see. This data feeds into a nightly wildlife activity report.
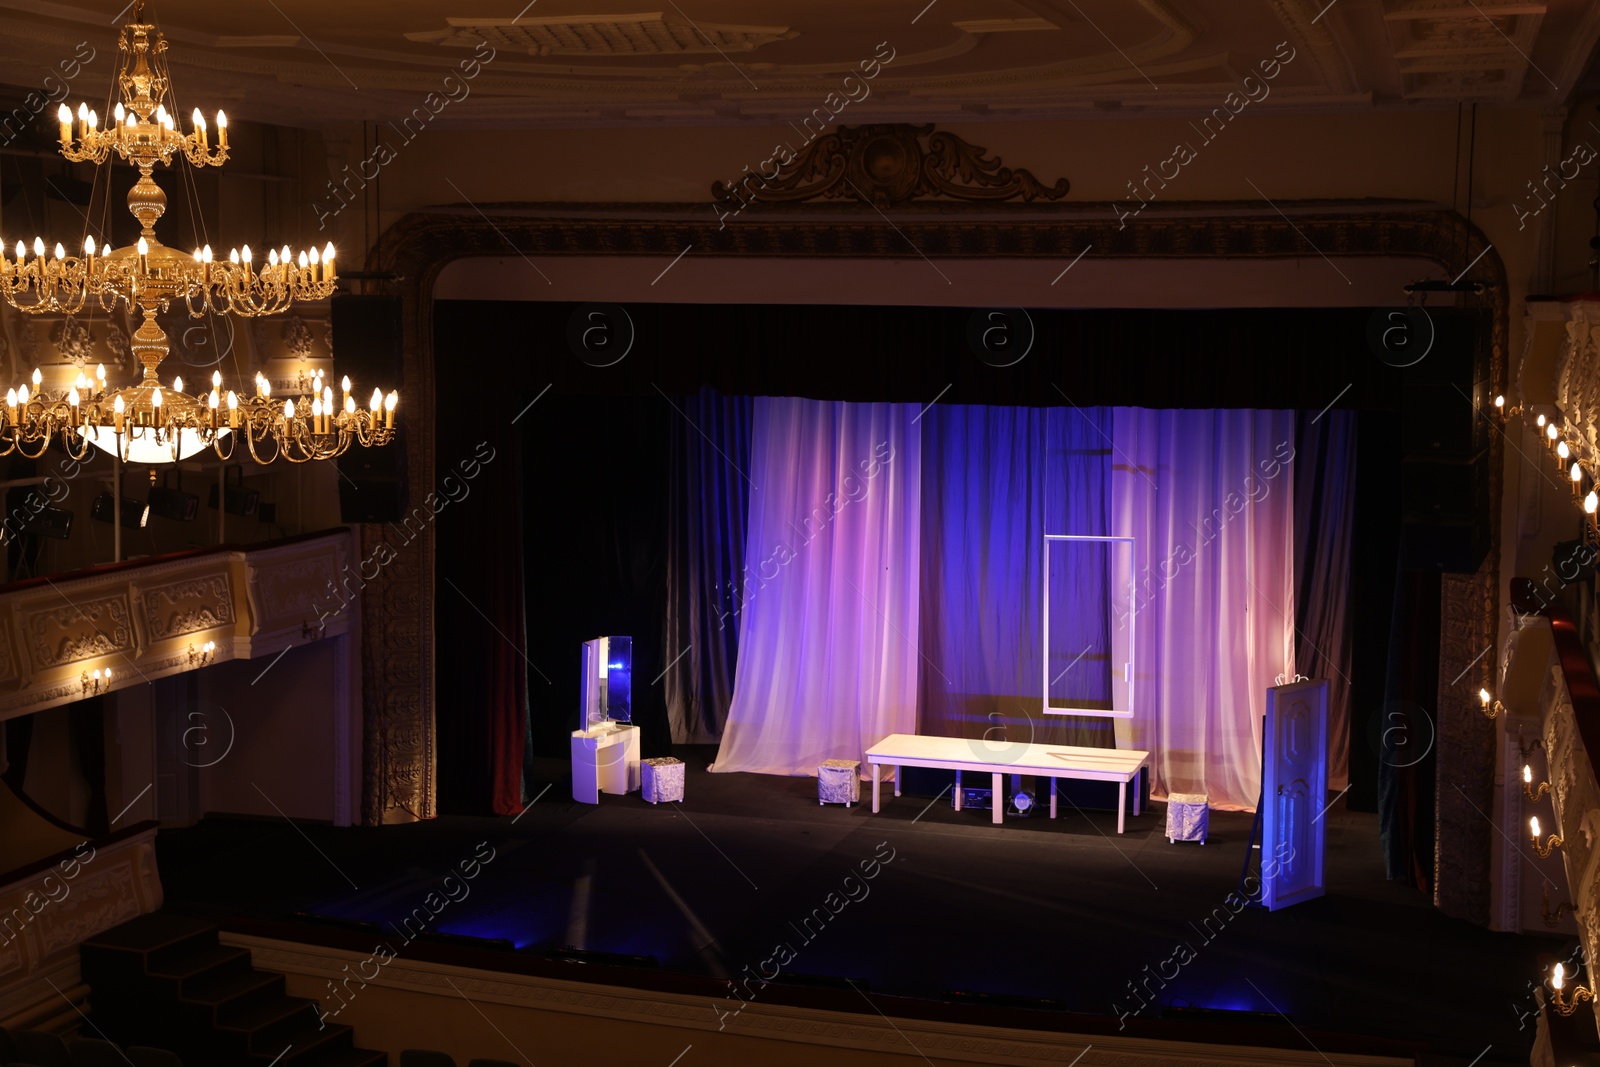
[0,3,397,467]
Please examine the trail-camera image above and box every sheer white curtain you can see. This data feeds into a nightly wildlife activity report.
[710,397,922,776]
[1111,408,1297,811]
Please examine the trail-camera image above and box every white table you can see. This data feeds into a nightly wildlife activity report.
[864,733,1150,833]
[571,721,640,804]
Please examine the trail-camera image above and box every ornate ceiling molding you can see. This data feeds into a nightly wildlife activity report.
[711,124,1070,209]
[405,15,798,57]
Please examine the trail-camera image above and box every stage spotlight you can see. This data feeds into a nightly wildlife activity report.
[23,505,72,540]
[1009,790,1036,817]
[92,492,149,529]
[209,475,259,517]
[148,485,199,522]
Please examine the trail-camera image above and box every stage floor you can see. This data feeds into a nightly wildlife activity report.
[157,748,1561,1065]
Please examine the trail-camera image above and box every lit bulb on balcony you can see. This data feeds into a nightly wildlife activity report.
[1524,764,1533,784]
[1538,414,1547,427]
[1587,491,1597,515]
[1558,441,1570,460]
[1548,424,1559,442]
[1554,962,1566,989]
[1573,463,1583,483]
[1531,815,1542,838]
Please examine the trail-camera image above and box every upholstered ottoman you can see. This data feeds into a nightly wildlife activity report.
[818,759,861,807]
[641,757,685,804]
[1166,792,1209,843]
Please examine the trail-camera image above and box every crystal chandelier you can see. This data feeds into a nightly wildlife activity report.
[0,2,397,466]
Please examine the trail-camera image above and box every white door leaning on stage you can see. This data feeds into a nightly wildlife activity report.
[1261,678,1328,911]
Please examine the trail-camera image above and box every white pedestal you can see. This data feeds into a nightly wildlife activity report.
[571,722,641,804]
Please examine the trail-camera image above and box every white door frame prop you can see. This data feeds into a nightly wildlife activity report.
[1042,534,1136,718]
[864,733,1150,832]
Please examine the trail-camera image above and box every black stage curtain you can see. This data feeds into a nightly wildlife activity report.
[1293,411,1358,787]
[663,389,752,745]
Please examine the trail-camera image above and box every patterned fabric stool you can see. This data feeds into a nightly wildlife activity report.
[1166,792,1209,844]
[641,757,685,804]
[818,759,861,807]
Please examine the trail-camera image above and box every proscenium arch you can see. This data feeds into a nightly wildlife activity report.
[359,196,1505,931]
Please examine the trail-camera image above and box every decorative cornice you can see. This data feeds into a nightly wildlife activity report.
[712,124,1069,209]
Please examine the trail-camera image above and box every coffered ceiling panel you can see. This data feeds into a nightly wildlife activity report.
[0,0,1594,128]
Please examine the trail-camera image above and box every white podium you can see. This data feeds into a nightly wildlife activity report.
[571,721,641,804]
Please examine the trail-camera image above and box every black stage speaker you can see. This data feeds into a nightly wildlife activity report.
[1399,308,1490,574]
[331,294,408,523]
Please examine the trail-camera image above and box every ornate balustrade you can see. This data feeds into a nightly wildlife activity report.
[0,529,353,724]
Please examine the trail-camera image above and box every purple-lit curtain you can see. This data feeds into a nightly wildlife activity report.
[1111,408,1298,811]
[917,405,1115,749]
[1294,411,1356,789]
[664,390,752,744]
[710,397,922,776]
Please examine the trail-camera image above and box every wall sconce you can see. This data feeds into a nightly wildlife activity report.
[80,667,111,695]
[1478,688,1505,718]
[1495,395,1525,419]
[188,641,216,667]
[1518,728,1545,760]
[1531,815,1564,857]
[1550,962,1594,1016]
[1523,764,1551,802]
[1542,884,1576,927]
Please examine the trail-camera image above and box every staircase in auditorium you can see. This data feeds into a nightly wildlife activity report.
[81,913,384,1067]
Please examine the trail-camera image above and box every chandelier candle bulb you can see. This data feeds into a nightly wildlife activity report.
[57,104,71,146]
[226,391,237,427]
[217,110,227,149]
[385,391,397,429]
[112,394,124,433]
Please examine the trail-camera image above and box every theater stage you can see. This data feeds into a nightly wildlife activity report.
[155,750,1560,1066]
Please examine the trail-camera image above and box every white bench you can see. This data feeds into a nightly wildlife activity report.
[863,733,1150,833]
